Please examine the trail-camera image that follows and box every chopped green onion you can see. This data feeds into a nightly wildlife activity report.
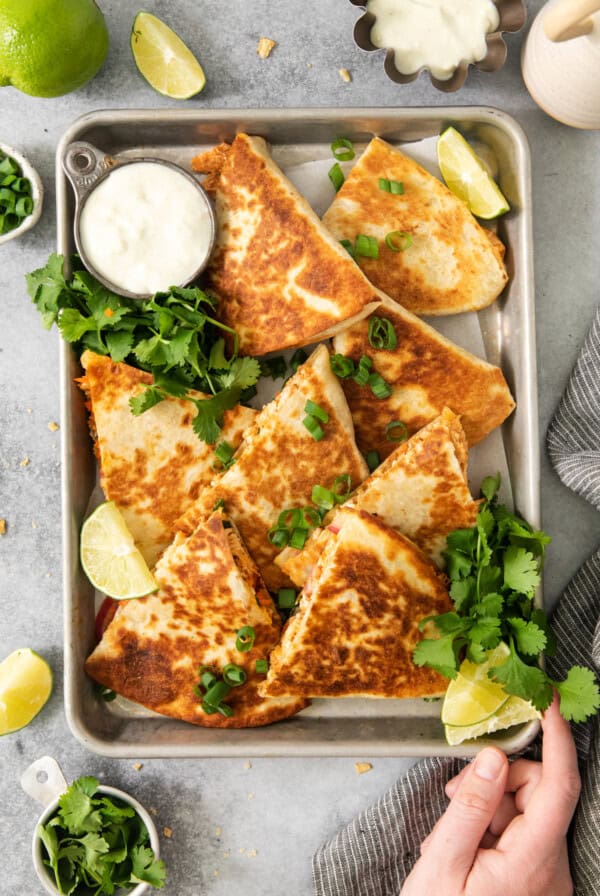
[0,151,33,235]
[212,498,225,512]
[200,668,218,690]
[379,177,404,195]
[214,439,236,470]
[218,702,234,718]
[331,137,355,161]
[386,420,409,442]
[305,399,329,423]
[301,506,322,528]
[353,354,373,386]
[289,527,308,549]
[340,239,356,258]
[385,231,413,252]
[222,664,247,687]
[278,588,298,609]
[330,353,355,378]
[268,526,290,548]
[354,234,379,259]
[303,414,325,441]
[255,659,269,674]
[201,700,218,715]
[333,474,352,503]
[204,680,231,708]
[311,485,335,511]
[329,162,345,191]
[365,450,380,472]
[368,316,398,350]
[278,507,302,529]
[236,625,256,652]
[368,371,392,399]
[289,349,308,374]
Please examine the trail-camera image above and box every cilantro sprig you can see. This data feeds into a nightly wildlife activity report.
[38,776,166,895]
[26,254,261,443]
[414,474,600,723]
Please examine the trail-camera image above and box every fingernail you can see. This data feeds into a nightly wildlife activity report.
[474,748,505,781]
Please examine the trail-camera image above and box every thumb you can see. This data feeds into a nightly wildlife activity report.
[424,748,508,883]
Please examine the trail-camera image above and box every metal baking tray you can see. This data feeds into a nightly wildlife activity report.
[58,107,538,758]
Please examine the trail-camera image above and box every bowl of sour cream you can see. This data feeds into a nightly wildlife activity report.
[351,0,526,92]
[62,141,216,299]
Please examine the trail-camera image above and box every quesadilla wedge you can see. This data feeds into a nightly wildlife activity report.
[175,344,369,591]
[79,350,256,567]
[332,291,515,455]
[277,408,479,587]
[196,133,379,355]
[85,510,308,728]
[260,508,452,700]
[322,137,508,316]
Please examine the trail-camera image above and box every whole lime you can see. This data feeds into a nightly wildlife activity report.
[0,0,109,97]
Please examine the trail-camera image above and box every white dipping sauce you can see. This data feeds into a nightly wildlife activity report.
[368,0,500,81]
[79,162,213,295]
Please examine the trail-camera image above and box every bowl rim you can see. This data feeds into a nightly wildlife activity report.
[32,782,160,896]
[0,140,43,245]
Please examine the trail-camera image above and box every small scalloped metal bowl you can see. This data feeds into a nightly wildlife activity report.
[0,141,43,245]
[350,0,526,92]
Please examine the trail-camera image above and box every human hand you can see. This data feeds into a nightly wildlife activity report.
[400,695,580,896]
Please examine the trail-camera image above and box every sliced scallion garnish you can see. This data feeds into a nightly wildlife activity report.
[385,231,413,252]
[368,371,392,400]
[333,474,352,503]
[329,162,345,191]
[330,353,355,378]
[331,137,355,161]
[303,415,325,441]
[354,234,379,259]
[268,527,290,548]
[305,399,329,423]
[222,664,247,687]
[386,420,409,443]
[204,680,232,709]
[353,354,373,387]
[379,177,404,195]
[236,625,256,652]
[255,659,269,674]
[368,316,398,350]
[278,508,302,529]
[311,484,335,511]
[213,439,236,470]
[290,527,308,550]
[340,239,356,258]
[278,588,297,609]
[365,450,380,472]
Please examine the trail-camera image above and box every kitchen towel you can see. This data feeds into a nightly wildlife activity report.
[313,304,600,896]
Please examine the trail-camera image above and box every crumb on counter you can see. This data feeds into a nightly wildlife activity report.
[244,760,252,770]
[257,37,276,59]
[27,408,32,413]
[31,521,38,529]
[0,519,6,535]
[163,826,173,839]
[223,849,231,858]
[239,847,246,854]
[48,421,60,431]
[246,849,258,858]
[355,762,373,775]
[339,68,352,83]
[150,807,158,816]
[213,870,219,877]
[247,792,254,800]
[132,762,143,771]
[215,826,222,837]
[20,457,30,467]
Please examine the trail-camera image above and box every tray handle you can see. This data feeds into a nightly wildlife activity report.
[21,756,68,808]
[62,141,116,203]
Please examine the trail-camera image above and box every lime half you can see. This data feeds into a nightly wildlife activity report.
[80,501,158,599]
[0,648,52,735]
[437,127,510,220]
[131,11,206,99]
[442,643,511,728]
[445,695,541,746]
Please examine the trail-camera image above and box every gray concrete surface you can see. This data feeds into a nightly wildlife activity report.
[1,1,599,894]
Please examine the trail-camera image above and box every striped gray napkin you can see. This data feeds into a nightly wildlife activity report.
[313,304,600,896]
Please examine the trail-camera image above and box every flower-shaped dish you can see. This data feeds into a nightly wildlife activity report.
[350,0,526,92]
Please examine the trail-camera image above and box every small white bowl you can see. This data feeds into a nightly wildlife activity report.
[22,756,160,896]
[0,140,44,245]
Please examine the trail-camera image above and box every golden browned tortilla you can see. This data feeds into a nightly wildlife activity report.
[332,291,515,456]
[175,344,369,592]
[205,133,380,355]
[277,408,480,587]
[260,508,452,700]
[322,137,508,316]
[85,511,308,728]
[79,350,256,567]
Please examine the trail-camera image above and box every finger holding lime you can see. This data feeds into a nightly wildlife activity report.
[0,0,109,98]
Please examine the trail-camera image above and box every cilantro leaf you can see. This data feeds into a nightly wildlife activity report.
[508,617,547,655]
[105,329,134,363]
[58,776,103,835]
[26,253,68,328]
[130,845,167,889]
[480,473,501,502]
[58,308,96,342]
[468,616,502,650]
[449,576,475,612]
[218,356,262,391]
[129,387,166,416]
[192,389,242,445]
[413,634,461,679]
[488,640,553,711]
[503,545,540,596]
[473,592,503,617]
[552,666,600,723]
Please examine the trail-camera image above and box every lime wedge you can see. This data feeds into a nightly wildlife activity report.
[80,501,158,599]
[445,696,541,746]
[0,648,52,735]
[441,643,511,728]
[437,126,510,220]
[131,11,206,100]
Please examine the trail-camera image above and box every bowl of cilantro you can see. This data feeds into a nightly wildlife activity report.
[22,756,166,895]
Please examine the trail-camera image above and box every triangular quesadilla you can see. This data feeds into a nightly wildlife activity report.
[322,137,508,316]
[332,291,515,455]
[85,511,308,727]
[175,344,369,591]
[260,508,452,700]
[194,134,379,355]
[79,350,256,567]
[277,408,479,587]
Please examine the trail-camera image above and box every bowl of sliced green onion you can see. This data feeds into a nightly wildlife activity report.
[0,141,43,244]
